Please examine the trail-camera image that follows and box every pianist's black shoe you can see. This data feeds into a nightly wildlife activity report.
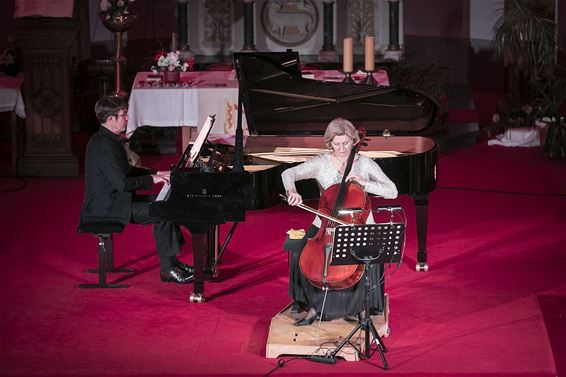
[174,260,194,274]
[160,266,194,284]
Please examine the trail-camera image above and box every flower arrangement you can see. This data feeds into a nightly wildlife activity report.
[99,0,135,20]
[151,50,194,73]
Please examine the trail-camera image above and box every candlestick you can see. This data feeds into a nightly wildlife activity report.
[171,32,177,51]
[362,70,378,86]
[364,35,375,71]
[342,71,354,84]
[343,37,353,73]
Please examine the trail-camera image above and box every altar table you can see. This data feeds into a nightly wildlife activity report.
[0,75,26,174]
[126,69,389,146]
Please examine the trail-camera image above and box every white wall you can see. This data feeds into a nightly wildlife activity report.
[469,0,504,51]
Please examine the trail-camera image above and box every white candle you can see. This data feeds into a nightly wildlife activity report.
[364,35,375,71]
[343,37,353,73]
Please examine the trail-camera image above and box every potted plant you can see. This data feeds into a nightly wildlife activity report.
[491,0,564,157]
[532,75,566,158]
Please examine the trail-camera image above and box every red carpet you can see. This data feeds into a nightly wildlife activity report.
[0,142,565,376]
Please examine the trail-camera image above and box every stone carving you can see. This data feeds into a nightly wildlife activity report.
[261,0,319,46]
[347,0,375,43]
[32,86,63,119]
[204,0,232,44]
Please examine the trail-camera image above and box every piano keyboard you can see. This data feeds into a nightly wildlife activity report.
[156,183,171,202]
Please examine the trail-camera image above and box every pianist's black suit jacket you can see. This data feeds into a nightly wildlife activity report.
[80,126,153,225]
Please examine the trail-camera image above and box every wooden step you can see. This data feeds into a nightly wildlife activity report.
[266,294,389,361]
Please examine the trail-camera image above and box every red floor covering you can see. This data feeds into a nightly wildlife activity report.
[0,142,565,377]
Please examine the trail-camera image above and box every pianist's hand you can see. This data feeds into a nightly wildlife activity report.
[152,171,171,185]
[286,189,303,207]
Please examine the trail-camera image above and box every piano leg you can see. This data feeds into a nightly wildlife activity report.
[188,226,219,303]
[413,195,429,272]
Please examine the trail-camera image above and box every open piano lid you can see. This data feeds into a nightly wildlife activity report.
[233,51,441,136]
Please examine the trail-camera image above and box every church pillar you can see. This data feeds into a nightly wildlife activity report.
[384,0,403,61]
[319,0,338,62]
[176,0,189,47]
[242,0,256,51]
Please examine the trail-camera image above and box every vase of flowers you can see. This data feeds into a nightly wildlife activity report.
[100,0,135,21]
[99,0,137,32]
[151,50,194,82]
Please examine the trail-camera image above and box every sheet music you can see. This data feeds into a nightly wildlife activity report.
[154,115,215,202]
[188,116,215,167]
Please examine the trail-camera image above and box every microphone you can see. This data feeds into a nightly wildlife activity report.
[376,205,402,211]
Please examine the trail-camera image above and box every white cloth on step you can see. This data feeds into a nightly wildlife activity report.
[488,127,540,147]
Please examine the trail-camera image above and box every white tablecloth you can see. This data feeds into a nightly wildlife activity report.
[126,69,389,139]
[0,75,26,118]
[127,71,243,138]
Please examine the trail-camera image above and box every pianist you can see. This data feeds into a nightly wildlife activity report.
[80,95,194,284]
[282,117,398,326]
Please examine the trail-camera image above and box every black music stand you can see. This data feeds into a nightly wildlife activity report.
[326,219,405,369]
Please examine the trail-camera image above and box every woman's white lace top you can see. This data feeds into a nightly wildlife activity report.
[282,153,398,199]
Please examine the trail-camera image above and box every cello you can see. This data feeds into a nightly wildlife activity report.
[297,130,371,290]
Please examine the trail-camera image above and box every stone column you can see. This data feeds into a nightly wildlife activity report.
[242,0,256,51]
[384,0,403,61]
[13,20,79,176]
[176,0,189,47]
[319,0,338,62]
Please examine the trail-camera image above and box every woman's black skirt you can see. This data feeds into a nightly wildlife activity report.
[284,224,384,319]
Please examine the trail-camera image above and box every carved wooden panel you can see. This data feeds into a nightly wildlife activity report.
[13,29,78,176]
[204,0,233,44]
[346,0,375,44]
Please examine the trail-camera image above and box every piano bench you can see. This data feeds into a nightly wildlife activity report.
[77,221,133,289]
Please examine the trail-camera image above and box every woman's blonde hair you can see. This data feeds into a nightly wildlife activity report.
[323,117,359,149]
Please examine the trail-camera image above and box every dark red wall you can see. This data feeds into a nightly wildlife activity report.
[0,0,17,50]
[404,0,470,38]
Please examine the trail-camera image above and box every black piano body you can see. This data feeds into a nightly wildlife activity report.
[150,117,257,302]
[151,170,256,302]
[233,51,441,271]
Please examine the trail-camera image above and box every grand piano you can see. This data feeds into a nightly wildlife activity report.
[234,51,440,272]
[151,51,440,303]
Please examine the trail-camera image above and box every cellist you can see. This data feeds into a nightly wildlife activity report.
[282,117,398,326]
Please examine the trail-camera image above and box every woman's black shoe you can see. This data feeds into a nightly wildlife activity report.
[293,313,319,327]
[290,301,305,315]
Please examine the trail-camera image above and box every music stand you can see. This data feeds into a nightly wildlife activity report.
[326,207,406,369]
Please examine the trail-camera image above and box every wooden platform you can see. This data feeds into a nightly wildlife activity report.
[266,294,389,361]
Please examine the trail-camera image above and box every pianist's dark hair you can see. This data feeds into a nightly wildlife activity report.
[94,95,128,124]
[324,117,360,149]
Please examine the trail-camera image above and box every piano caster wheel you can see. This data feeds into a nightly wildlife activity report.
[416,262,429,272]
[189,293,205,303]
